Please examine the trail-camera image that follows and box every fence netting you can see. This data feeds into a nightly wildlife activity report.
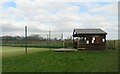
[1,31,118,49]
[2,31,67,48]
[106,40,118,49]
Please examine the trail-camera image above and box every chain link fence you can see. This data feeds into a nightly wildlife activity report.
[1,28,119,49]
[1,31,65,48]
[106,40,118,50]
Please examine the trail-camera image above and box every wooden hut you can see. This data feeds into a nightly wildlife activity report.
[73,29,107,50]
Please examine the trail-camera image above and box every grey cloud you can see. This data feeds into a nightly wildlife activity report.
[2,24,23,32]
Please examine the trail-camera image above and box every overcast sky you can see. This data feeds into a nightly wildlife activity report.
[0,0,119,40]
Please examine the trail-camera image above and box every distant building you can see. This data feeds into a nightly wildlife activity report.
[73,29,107,50]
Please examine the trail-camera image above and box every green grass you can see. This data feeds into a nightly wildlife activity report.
[2,46,49,58]
[0,46,2,73]
[2,46,118,72]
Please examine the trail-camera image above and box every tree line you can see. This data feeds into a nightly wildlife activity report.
[1,34,64,44]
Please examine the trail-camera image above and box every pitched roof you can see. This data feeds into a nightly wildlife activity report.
[74,29,107,34]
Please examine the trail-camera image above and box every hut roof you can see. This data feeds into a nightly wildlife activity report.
[74,29,107,34]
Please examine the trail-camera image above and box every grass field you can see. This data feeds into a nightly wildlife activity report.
[2,46,118,72]
[2,46,49,58]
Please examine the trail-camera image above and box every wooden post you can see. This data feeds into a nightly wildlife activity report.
[61,33,64,48]
[105,35,106,49]
[73,32,74,48]
[25,26,27,55]
[114,40,115,49]
[47,34,48,47]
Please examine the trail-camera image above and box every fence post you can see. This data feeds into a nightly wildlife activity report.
[114,40,115,49]
[47,34,48,47]
[49,31,51,50]
[25,26,27,55]
[61,33,64,48]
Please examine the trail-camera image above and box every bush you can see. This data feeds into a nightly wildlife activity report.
[106,40,118,49]
[64,40,73,48]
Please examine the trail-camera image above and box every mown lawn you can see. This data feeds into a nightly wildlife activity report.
[2,46,49,58]
[2,46,118,72]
